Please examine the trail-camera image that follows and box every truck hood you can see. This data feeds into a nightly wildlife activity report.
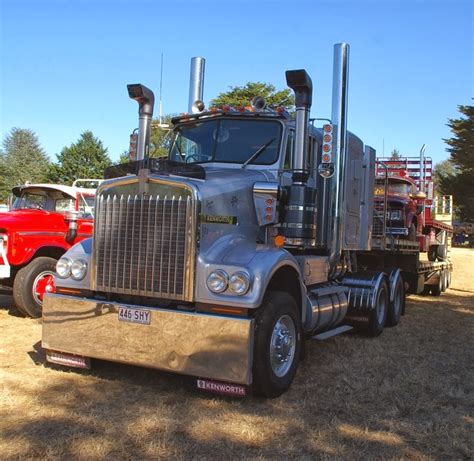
[182,166,273,255]
[0,209,62,231]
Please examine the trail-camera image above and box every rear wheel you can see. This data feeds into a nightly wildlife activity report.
[253,291,302,398]
[386,274,404,327]
[430,274,442,297]
[13,257,56,318]
[366,278,389,336]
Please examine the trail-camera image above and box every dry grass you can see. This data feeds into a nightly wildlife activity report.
[1,248,473,460]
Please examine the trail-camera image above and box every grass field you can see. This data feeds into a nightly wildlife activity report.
[1,248,473,459]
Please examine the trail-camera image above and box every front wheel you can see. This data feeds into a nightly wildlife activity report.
[13,257,57,318]
[252,292,302,398]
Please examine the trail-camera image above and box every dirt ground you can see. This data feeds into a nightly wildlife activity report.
[1,248,473,460]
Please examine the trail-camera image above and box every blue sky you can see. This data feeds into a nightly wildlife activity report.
[1,0,472,164]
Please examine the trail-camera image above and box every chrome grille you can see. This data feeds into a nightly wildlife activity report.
[94,191,195,301]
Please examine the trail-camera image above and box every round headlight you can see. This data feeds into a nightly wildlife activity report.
[207,270,228,293]
[71,259,88,280]
[229,271,250,295]
[56,257,72,278]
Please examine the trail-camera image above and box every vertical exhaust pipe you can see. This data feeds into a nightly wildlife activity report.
[285,69,313,183]
[127,84,155,161]
[328,43,350,273]
[188,57,206,113]
[281,69,317,247]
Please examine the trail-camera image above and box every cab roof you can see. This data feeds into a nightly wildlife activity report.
[12,184,97,199]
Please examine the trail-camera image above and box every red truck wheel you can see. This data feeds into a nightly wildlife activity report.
[13,257,57,318]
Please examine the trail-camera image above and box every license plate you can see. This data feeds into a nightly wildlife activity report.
[118,306,151,325]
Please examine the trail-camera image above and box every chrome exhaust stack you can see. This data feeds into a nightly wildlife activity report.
[328,43,350,273]
[127,84,155,161]
[188,57,206,113]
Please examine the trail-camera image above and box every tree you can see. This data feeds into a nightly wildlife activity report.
[210,82,295,111]
[433,159,457,193]
[0,128,50,201]
[390,148,401,160]
[48,131,112,184]
[150,115,173,158]
[442,102,474,221]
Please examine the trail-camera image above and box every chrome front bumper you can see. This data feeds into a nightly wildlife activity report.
[386,227,409,236]
[42,294,254,385]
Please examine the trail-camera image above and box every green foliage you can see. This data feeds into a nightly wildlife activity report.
[433,159,457,192]
[442,102,474,221]
[0,128,50,201]
[149,115,173,158]
[210,82,295,111]
[48,131,111,184]
[390,148,401,160]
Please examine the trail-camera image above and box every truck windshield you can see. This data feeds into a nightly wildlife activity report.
[13,192,47,210]
[169,118,282,165]
[375,180,412,197]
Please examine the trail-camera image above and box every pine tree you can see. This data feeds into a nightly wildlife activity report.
[390,148,401,160]
[0,128,50,200]
[48,131,111,184]
[442,103,474,221]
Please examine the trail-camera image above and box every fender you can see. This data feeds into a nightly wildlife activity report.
[195,233,306,312]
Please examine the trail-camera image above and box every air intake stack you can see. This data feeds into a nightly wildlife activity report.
[281,69,317,247]
[127,84,155,161]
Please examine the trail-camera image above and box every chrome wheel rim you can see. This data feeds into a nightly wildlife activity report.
[33,270,55,306]
[376,287,387,324]
[270,314,296,377]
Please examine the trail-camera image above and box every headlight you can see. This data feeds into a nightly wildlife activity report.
[71,259,87,280]
[390,210,402,220]
[229,271,250,295]
[207,270,228,293]
[56,257,72,278]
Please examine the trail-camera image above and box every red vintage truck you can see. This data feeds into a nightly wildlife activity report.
[0,180,98,318]
[375,156,453,262]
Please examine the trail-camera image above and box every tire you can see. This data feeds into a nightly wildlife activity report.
[436,244,447,261]
[252,291,302,398]
[428,245,437,262]
[440,270,447,292]
[13,257,57,318]
[430,274,442,297]
[366,278,389,337]
[408,224,417,242]
[386,274,404,327]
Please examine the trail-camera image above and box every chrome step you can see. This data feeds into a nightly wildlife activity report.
[312,325,353,340]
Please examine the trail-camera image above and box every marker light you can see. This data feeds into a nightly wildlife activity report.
[274,235,285,247]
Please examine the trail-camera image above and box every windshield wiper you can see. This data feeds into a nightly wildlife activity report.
[242,138,276,169]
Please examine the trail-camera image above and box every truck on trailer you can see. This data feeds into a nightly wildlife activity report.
[41,44,452,397]
[0,180,99,318]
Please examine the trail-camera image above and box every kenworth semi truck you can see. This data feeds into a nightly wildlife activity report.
[41,44,452,397]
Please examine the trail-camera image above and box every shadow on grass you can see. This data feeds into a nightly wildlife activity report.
[3,289,473,459]
[0,294,25,318]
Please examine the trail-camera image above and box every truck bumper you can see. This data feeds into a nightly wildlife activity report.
[42,294,254,385]
[386,227,409,236]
